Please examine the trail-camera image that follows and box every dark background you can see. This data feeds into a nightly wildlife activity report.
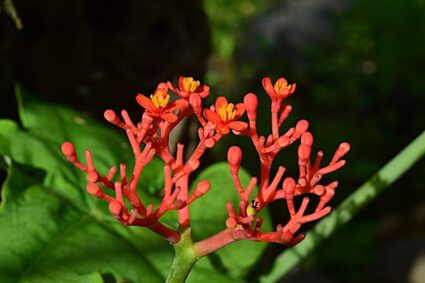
[1,0,424,282]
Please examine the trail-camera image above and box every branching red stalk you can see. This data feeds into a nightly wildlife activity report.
[62,76,350,281]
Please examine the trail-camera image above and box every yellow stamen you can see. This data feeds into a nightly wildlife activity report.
[150,90,170,108]
[218,103,236,121]
[182,77,200,92]
[274,80,291,94]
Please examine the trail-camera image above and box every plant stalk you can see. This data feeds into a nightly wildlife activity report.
[166,228,198,283]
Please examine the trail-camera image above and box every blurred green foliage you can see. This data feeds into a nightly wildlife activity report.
[204,0,425,282]
[203,0,273,94]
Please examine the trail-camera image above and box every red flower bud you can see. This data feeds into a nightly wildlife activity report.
[61,142,76,159]
[189,93,202,112]
[109,200,122,217]
[243,93,258,121]
[87,182,100,196]
[226,218,237,228]
[227,146,242,168]
[313,185,325,196]
[336,142,351,157]
[301,132,313,146]
[193,180,210,197]
[104,109,119,125]
[294,120,309,137]
[282,177,296,198]
[86,172,99,183]
[298,144,311,162]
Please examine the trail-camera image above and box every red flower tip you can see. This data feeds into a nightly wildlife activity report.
[337,142,351,156]
[295,120,309,136]
[227,146,243,168]
[109,200,122,217]
[313,185,325,196]
[104,109,119,124]
[87,182,101,196]
[226,218,237,228]
[193,180,211,197]
[157,82,168,93]
[87,172,99,183]
[244,92,258,121]
[189,93,202,112]
[298,143,312,162]
[301,132,313,146]
[243,93,258,113]
[61,142,76,158]
[283,177,296,197]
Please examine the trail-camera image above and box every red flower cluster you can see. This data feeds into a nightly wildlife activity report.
[62,76,349,254]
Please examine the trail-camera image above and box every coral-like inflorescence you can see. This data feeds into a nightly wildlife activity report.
[62,76,350,255]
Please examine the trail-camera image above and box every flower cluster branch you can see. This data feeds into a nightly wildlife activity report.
[62,75,350,257]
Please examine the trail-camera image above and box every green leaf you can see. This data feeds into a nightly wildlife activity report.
[0,120,18,153]
[0,159,166,283]
[190,162,272,278]
[0,86,258,282]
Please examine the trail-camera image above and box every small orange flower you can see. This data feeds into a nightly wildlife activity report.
[262,77,296,101]
[136,83,188,122]
[203,97,248,134]
[168,76,210,99]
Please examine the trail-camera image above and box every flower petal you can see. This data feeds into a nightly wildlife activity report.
[156,82,168,94]
[262,77,276,99]
[233,103,246,119]
[169,99,189,111]
[178,76,185,90]
[215,96,228,110]
[136,94,156,112]
[161,112,178,123]
[228,121,248,131]
[167,81,179,94]
[197,85,210,98]
[204,108,221,123]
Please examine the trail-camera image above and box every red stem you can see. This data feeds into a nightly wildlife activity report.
[176,175,190,228]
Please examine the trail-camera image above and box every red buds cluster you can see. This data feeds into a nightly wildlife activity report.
[62,76,349,255]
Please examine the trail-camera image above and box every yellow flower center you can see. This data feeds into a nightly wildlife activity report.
[218,103,236,122]
[274,80,291,94]
[182,77,200,92]
[150,90,170,109]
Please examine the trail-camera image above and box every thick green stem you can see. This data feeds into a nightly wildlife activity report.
[166,229,198,283]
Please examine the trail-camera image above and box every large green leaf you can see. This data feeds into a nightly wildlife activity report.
[0,86,257,282]
[0,159,166,283]
[190,163,272,278]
